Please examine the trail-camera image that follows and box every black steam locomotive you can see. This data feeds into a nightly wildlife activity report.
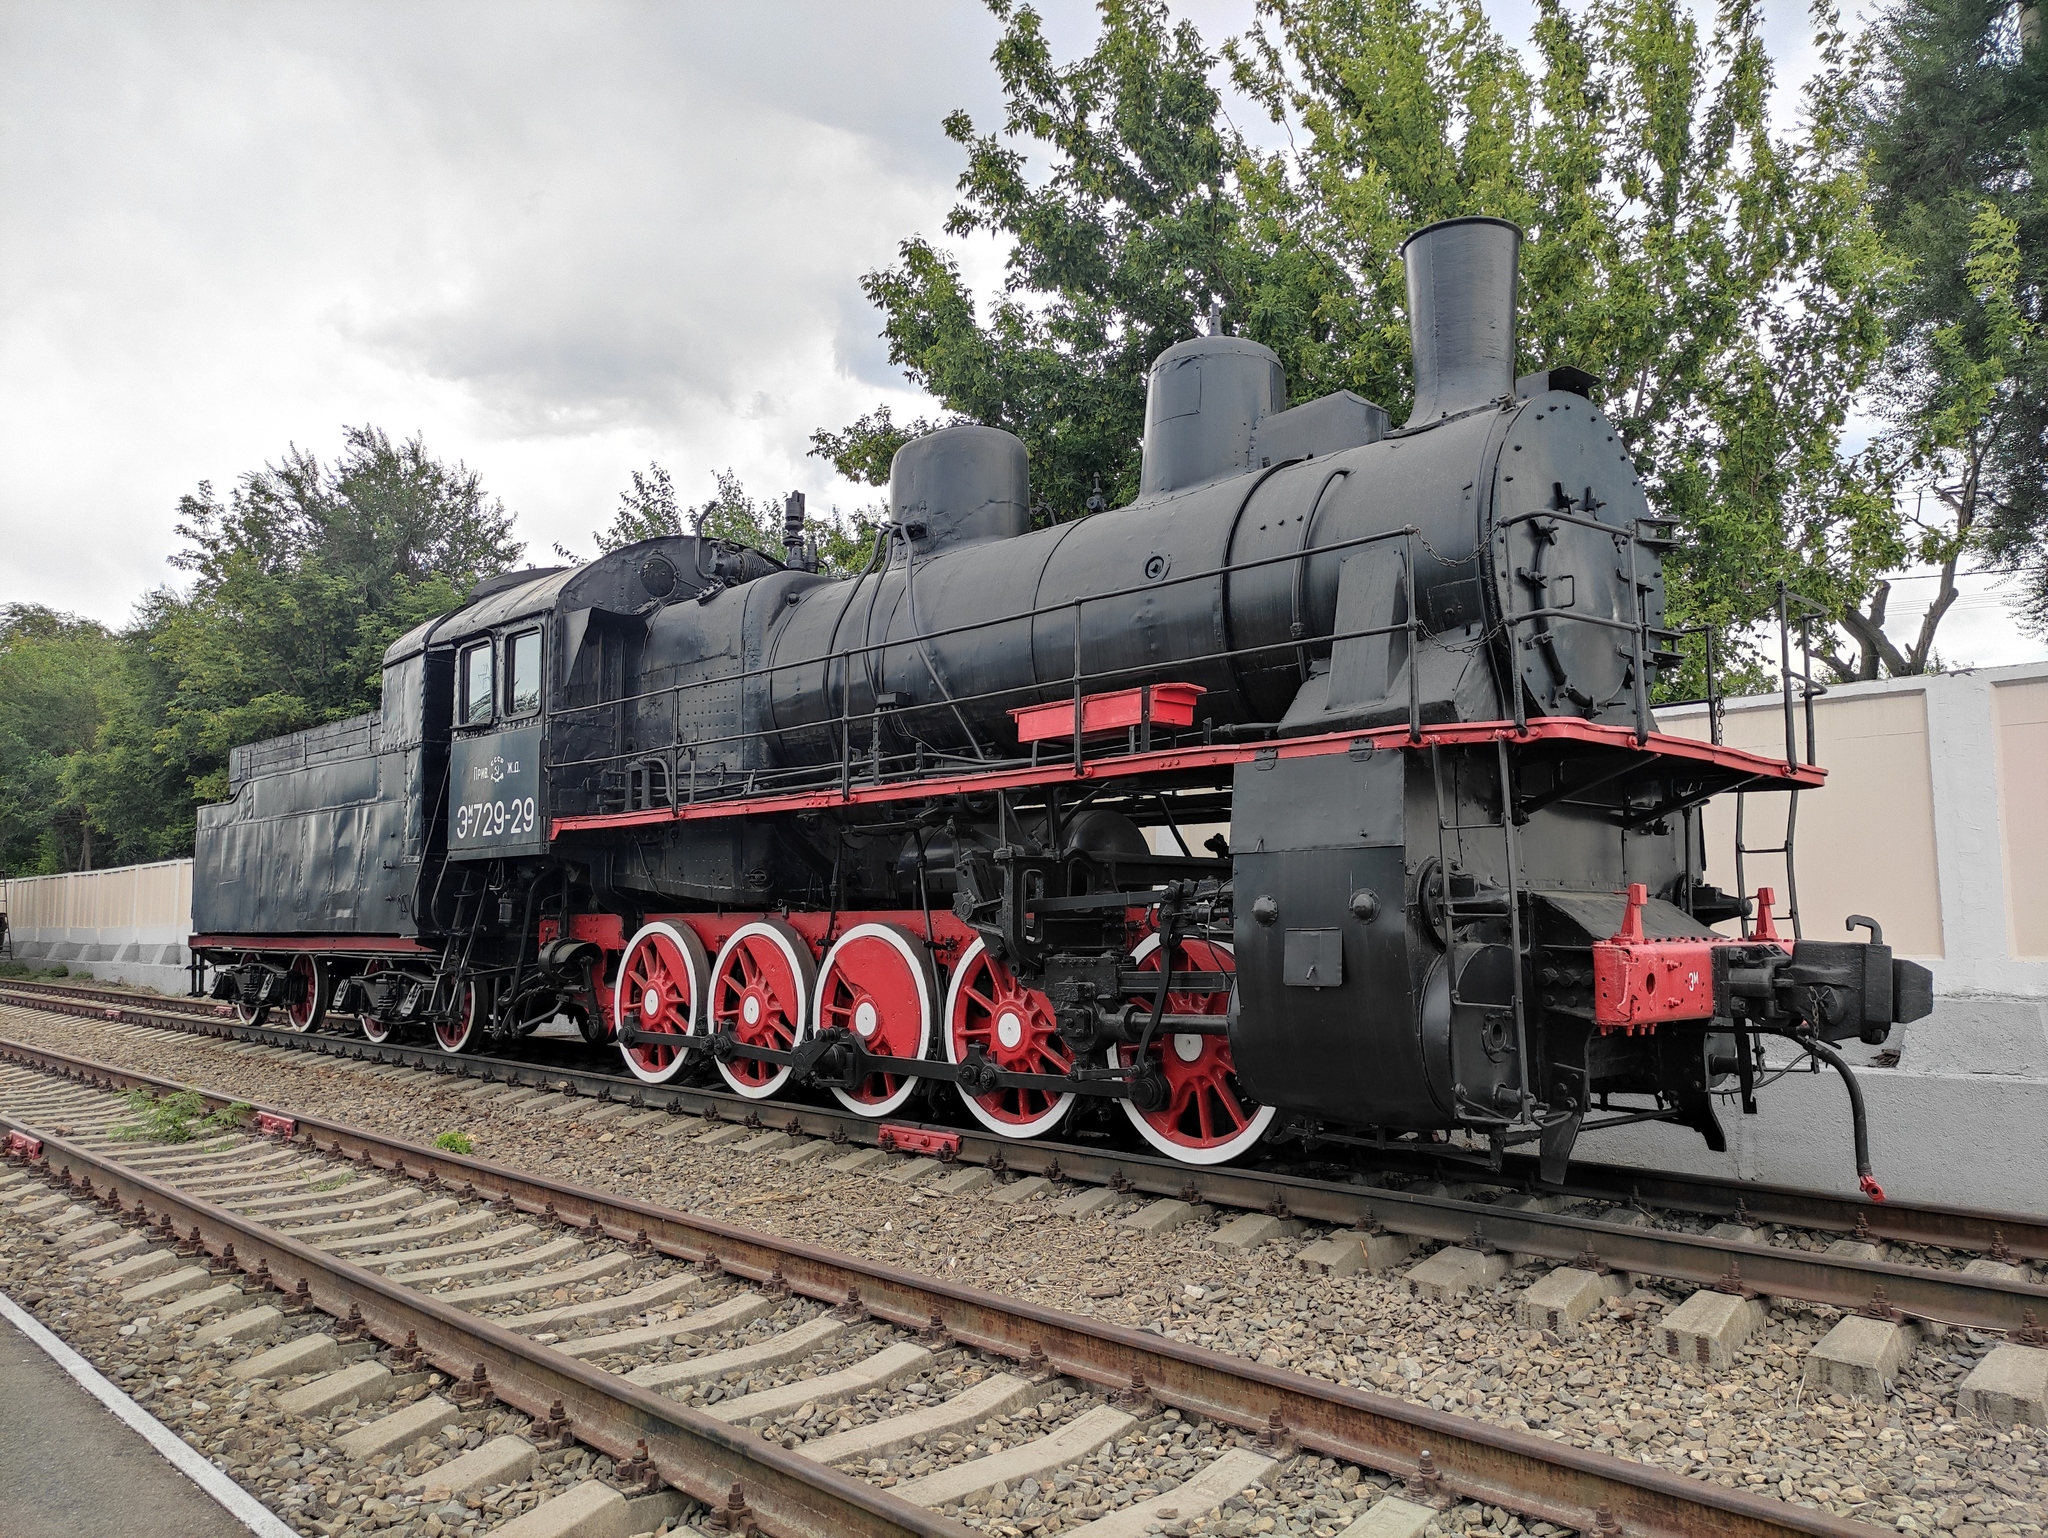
[192,217,1930,1186]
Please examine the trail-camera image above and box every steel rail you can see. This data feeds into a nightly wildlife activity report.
[0,1045,1885,1538]
[8,994,2047,1329]
[0,1117,963,1538]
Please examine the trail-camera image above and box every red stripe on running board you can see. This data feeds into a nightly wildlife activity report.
[548,717,1826,837]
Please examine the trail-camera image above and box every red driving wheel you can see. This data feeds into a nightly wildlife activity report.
[435,977,490,1054]
[943,937,1074,1138]
[815,923,933,1117]
[1111,935,1273,1164]
[708,919,815,1099]
[616,922,708,1085]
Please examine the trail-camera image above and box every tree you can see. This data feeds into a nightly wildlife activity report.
[591,465,883,576]
[0,606,116,872]
[820,0,1902,693]
[815,0,1251,517]
[1839,0,2048,672]
[156,426,522,805]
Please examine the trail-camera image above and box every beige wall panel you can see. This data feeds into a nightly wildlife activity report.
[1665,691,1944,956]
[1995,679,2048,959]
[4,859,194,936]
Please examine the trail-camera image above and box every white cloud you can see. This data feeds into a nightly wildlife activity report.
[1,0,2039,669]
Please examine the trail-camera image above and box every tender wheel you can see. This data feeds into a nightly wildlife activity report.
[435,977,491,1054]
[815,923,934,1117]
[283,953,328,1032]
[708,919,816,1099]
[616,922,709,1085]
[1109,935,1272,1164]
[354,961,392,1042]
[233,958,271,1027]
[944,937,1074,1138]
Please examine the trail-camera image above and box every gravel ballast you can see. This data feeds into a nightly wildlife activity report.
[3,1003,2045,1538]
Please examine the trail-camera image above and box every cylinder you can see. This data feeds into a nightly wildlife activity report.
[887,425,1032,553]
[1400,216,1522,426]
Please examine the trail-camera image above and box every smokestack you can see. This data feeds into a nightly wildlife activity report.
[1399,216,1523,426]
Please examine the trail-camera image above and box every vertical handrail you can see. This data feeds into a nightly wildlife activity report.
[1403,533,1422,743]
[1071,599,1085,776]
[1705,625,1722,746]
[1777,581,1797,773]
[1496,735,1532,1115]
[1784,789,1804,940]
[1627,525,1649,745]
[838,650,852,800]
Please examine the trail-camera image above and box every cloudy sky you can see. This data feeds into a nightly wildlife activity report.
[2,0,2040,670]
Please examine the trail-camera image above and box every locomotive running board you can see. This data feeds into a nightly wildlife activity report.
[549,717,1825,838]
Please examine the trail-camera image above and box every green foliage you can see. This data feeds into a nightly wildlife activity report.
[591,464,882,577]
[0,962,70,979]
[1842,0,2048,667]
[432,1130,474,1154]
[111,1089,250,1144]
[822,0,1901,692]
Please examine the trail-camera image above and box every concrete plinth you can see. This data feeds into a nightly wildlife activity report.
[1404,1246,1508,1301]
[1659,1290,1764,1371]
[1338,1496,1439,1538]
[1803,1316,1917,1400]
[194,1304,282,1347]
[489,1480,688,1538]
[1959,1343,2048,1427]
[337,1394,461,1460]
[1515,1267,1626,1337]
[931,1165,994,1196]
[407,1434,537,1497]
[825,1145,893,1172]
[1121,1198,1203,1237]
[1056,1186,1120,1218]
[1298,1230,1414,1278]
[1209,1212,1302,1253]
[232,1334,339,1384]
[276,1358,394,1415]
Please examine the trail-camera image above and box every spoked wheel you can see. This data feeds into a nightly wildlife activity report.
[616,922,709,1085]
[708,919,816,1099]
[234,957,271,1027]
[357,962,392,1044]
[815,923,934,1117]
[435,977,492,1054]
[1109,935,1272,1164]
[944,937,1074,1139]
[283,953,328,1032]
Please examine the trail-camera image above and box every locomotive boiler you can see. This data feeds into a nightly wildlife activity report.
[191,216,1932,1187]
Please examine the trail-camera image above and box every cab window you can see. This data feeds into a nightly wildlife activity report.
[458,641,493,726]
[507,630,541,717]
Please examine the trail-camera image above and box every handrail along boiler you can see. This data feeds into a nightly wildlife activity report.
[189,217,1932,1185]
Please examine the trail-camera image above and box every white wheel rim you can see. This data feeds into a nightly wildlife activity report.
[1112,933,1272,1165]
[709,920,814,1100]
[616,921,707,1086]
[942,937,1074,1139]
[815,923,933,1118]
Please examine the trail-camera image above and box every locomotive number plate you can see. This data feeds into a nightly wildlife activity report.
[450,724,546,856]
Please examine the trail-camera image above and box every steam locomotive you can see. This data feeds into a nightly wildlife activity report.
[192,217,1930,1187]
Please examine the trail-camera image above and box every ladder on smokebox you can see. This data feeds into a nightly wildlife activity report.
[1426,735,1534,1149]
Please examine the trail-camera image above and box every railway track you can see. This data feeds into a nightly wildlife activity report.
[0,1040,1896,1538]
[5,981,2046,1342]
